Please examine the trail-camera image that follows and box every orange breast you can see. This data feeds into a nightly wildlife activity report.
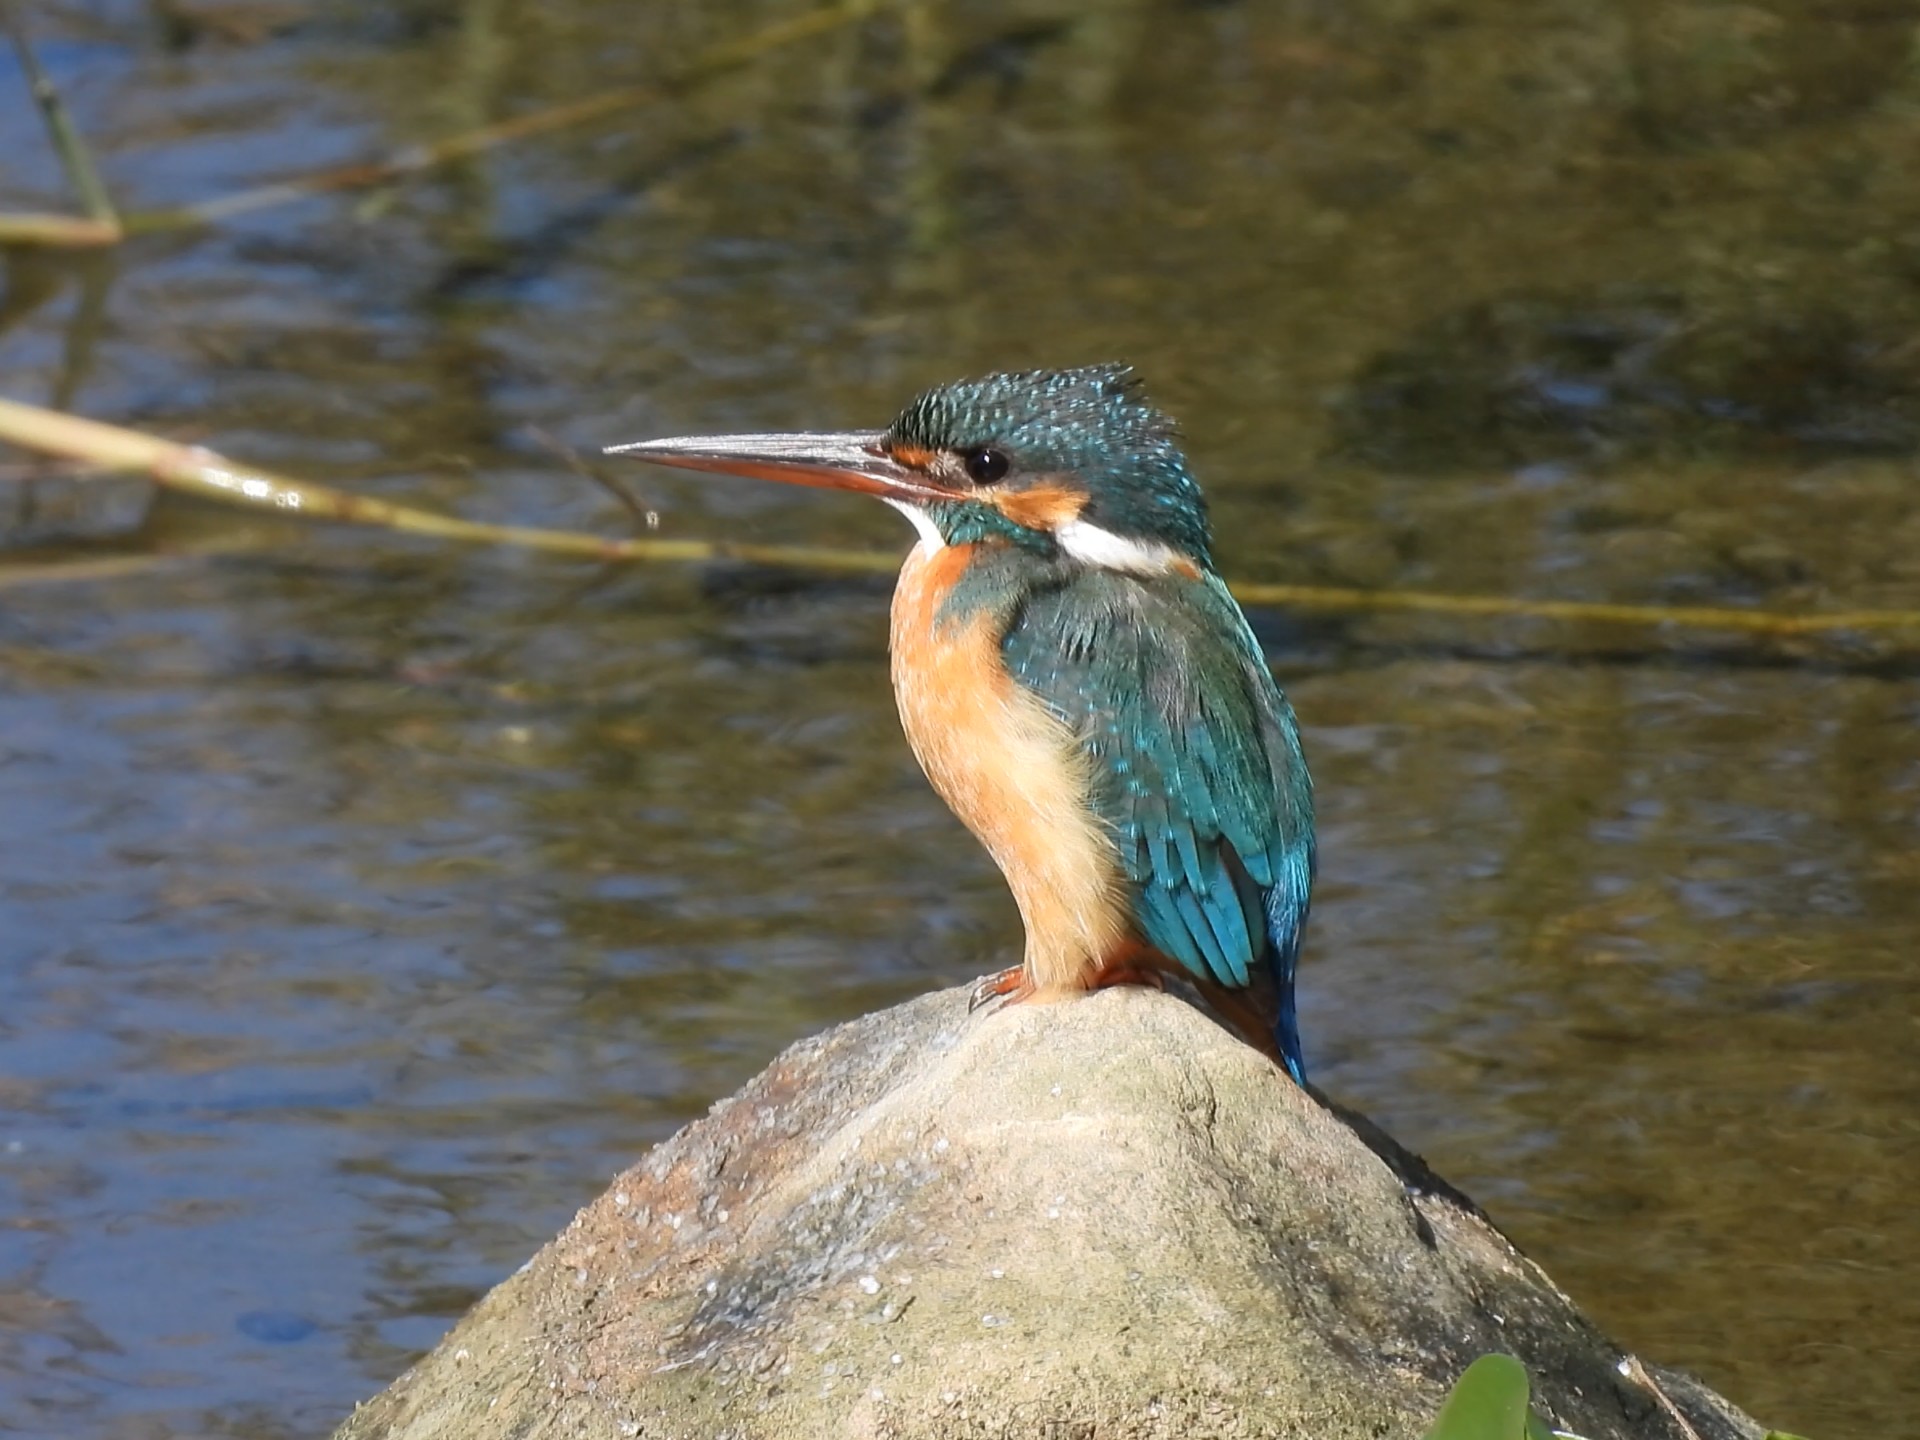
[888,541,1128,994]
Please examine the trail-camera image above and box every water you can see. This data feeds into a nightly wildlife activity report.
[2,2,1917,1435]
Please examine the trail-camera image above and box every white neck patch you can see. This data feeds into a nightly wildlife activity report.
[884,498,945,551]
[885,500,1187,576]
[1056,518,1187,576]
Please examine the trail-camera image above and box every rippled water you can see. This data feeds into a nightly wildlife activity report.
[2,3,1917,1436]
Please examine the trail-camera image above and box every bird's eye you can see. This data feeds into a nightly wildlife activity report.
[962,447,1011,485]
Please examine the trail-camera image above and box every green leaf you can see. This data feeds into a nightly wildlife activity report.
[1423,1355,1534,1440]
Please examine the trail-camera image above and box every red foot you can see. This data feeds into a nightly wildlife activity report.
[968,965,1031,1012]
[968,947,1285,1076]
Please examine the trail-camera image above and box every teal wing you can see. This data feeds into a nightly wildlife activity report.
[1000,567,1315,1080]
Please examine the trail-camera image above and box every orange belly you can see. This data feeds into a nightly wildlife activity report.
[888,541,1129,995]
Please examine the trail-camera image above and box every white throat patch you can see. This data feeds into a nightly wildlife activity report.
[884,498,946,551]
[1055,518,1187,576]
[885,500,1186,576]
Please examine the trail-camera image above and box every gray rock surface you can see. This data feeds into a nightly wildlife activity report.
[333,985,1768,1440]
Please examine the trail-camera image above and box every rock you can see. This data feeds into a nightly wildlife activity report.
[333,985,1767,1440]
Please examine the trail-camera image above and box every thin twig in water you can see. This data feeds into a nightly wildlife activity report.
[127,0,880,233]
[0,0,122,236]
[526,425,659,531]
[1,395,1918,643]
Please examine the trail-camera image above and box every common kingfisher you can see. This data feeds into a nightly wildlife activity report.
[609,366,1315,1083]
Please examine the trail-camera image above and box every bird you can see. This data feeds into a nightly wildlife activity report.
[608,365,1315,1083]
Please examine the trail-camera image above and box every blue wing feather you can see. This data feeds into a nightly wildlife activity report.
[1001,567,1314,1081]
[1204,859,1252,986]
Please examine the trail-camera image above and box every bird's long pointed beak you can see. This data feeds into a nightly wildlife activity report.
[604,430,954,504]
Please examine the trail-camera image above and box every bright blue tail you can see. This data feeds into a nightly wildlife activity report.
[1274,962,1305,1086]
[1265,843,1313,1087]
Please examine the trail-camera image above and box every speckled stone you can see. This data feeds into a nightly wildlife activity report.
[331,985,1767,1440]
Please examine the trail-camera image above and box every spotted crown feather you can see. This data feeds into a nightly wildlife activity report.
[886,365,1215,568]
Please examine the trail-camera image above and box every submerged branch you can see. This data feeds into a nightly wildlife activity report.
[1,395,1917,641]
[129,0,879,232]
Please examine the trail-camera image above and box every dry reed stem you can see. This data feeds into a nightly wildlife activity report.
[0,395,896,575]
[1222,579,1920,638]
[0,213,123,247]
[2,395,1918,640]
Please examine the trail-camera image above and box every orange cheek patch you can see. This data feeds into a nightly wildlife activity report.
[886,444,939,470]
[994,483,1088,530]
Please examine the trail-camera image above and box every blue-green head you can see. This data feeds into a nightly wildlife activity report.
[607,364,1217,575]
[881,365,1214,568]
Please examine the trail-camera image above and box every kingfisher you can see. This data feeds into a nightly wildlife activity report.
[608,366,1315,1083]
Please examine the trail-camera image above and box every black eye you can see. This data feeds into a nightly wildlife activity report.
[962,446,1010,484]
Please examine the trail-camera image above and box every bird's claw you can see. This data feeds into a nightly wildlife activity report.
[968,965,1027,1013]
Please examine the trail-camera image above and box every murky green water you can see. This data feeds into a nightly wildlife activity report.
[2,2,1917,1435]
